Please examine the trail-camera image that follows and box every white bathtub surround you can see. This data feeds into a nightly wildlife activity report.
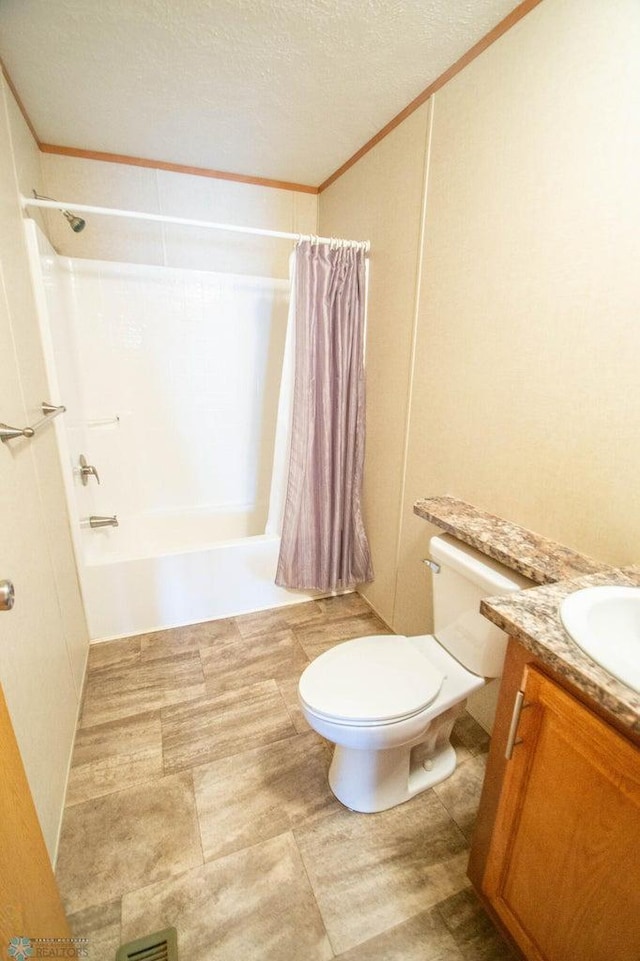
[26,221,321,639]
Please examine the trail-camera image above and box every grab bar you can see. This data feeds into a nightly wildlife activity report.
[0,401,66,443]
[86,416,120,428]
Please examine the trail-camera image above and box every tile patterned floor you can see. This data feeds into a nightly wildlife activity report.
[56,595,517,961]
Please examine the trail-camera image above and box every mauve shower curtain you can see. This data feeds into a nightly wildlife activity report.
[276,241,373,591]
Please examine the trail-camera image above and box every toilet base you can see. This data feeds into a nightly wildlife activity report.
[327,703,463,813]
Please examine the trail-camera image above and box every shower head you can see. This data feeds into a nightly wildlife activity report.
[32,190,86,233]
[62,209,86,233]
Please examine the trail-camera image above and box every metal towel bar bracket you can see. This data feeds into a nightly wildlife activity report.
[0,401,66,443]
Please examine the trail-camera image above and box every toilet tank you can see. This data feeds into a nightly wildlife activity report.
[429,534,533,678]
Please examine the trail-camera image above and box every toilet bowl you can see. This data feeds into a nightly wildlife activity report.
[299,633,485,812]
[298,534,531,813]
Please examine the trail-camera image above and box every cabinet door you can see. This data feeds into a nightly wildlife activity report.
[483,666,640,961]
[0,684,71,953]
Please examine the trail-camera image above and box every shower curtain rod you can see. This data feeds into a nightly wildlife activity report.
[21,195,370,251]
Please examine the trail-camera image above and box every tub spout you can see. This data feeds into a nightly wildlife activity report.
[88,515,119,529]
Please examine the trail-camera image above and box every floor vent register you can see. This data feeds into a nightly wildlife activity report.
[115,927,178,961]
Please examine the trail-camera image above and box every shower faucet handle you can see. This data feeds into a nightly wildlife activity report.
[79,454,100,485]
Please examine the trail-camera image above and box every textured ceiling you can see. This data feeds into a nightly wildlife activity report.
[0,0,523,186]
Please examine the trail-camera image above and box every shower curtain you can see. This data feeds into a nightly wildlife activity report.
[275,240,373,591]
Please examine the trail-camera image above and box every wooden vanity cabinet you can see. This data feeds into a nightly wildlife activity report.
[469,643,640,961]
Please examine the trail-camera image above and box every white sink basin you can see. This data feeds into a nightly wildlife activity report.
[560,586,640,693]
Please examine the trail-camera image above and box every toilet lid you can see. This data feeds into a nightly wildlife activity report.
[299,635,445,724]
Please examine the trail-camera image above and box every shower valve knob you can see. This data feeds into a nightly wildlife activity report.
[79,454,100,485]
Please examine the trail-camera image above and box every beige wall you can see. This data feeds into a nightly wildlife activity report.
[320,104,431,620]
[40,153,317,276]
[320,0,640,635]
[0,78,89,861]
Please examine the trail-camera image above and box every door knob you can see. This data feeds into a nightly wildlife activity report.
[0,579,15,611]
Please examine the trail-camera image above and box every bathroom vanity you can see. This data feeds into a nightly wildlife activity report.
[414,497,640,961]
[469,634,640,961]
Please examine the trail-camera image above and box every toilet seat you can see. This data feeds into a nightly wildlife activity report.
[299,635,445,726]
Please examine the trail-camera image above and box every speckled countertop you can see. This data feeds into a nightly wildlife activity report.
[481,570,640,733]
[414,495,609,584]
[414,495,639,733]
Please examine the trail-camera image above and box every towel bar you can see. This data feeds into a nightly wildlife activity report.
[0,401,66,443]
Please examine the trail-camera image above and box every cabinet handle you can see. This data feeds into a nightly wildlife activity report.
[505,690,528,760]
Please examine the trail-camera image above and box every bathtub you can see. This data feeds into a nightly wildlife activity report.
[25,219,318,642]
[82,510,316,640]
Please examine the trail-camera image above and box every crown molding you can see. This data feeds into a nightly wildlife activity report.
[2,0,543,197]
[319,0,544,192]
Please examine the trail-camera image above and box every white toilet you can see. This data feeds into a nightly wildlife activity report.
[298,534,531,813]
